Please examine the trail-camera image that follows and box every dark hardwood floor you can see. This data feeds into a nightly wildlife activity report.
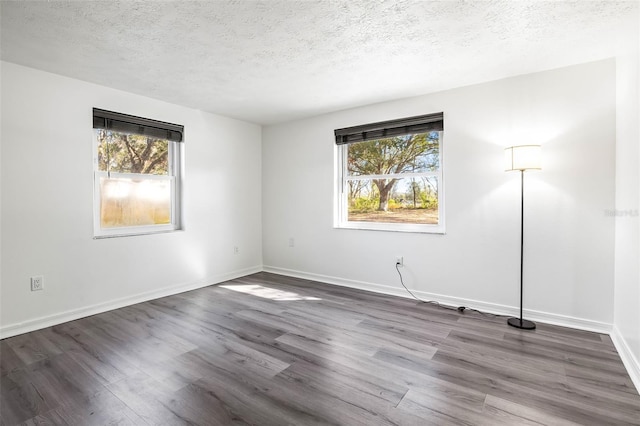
[1,272,639,425]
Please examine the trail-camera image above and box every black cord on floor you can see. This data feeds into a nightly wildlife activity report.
[394,263,503,317]
[395,263,458,311]
[463,307,503,318]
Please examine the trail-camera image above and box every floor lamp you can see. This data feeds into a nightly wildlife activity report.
[504,145,541,330]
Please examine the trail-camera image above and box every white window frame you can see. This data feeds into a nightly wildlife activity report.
[92,131,182,238]
[335,131,445,234]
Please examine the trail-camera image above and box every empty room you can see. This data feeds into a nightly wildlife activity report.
[1,0,639,425]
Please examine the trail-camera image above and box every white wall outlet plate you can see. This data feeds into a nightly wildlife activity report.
[31,276,44,291]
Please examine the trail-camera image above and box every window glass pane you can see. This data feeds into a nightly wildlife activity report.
[347,131,439,176]
[100,177,171,228]
[347,177,438,224]
[95,129,169,175]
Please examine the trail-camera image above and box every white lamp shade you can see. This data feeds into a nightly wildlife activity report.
[504,145,542,171]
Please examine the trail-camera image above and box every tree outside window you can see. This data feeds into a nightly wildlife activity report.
[336,117,444,233]
[92,109,182,238]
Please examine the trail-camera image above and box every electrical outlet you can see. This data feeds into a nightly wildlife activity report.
[234,246,239,254]
[395,256,403,267]
[289,238,295,247]
[31,276,44,291]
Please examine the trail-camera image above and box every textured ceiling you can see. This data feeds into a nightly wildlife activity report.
[1,0,637,124]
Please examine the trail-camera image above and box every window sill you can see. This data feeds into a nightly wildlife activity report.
[93,226,180,239]
[335,221,445,234]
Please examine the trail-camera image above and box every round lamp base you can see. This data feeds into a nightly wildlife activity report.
[507,317,536,330]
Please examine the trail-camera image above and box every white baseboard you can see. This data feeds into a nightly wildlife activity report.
[0,265,262,339]
[611,325,640,394]
[262,265,612,334]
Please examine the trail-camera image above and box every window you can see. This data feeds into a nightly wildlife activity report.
[335,113,444,233]
[92,108,183,238]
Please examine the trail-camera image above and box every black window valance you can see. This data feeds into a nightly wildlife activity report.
[334,112,443,145]
[93,108,184,142]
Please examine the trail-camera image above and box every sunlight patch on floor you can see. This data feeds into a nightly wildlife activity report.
[220,284,321,301]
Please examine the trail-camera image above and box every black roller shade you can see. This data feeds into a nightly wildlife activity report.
[93,108,184,142]
[335,112,443,145]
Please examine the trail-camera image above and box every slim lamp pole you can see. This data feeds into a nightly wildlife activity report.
[519,170,525,323]
[506,146,538,330]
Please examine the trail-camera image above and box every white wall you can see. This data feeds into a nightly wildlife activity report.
[0,62,4,330]
[613,7,640,391]
[263,60,616,331]
[0,62,263,337]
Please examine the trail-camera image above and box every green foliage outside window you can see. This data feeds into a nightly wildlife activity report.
[97,129,169,175]
[346,132,439,222]
[95,129,172,229]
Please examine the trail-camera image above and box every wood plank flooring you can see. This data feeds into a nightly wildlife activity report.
[1,272,639,425]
